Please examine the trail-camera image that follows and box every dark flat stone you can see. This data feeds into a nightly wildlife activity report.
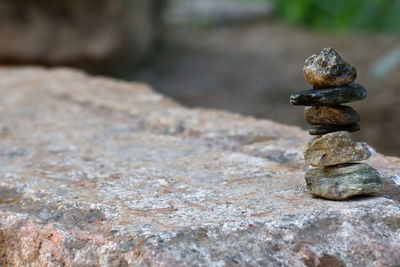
[305,163,383,200]
[308,124,360,135]
[304,105,360,126]
[290,83,366,106]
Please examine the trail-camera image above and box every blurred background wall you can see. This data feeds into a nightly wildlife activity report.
[0,0,166,71]
[0,0,399,156]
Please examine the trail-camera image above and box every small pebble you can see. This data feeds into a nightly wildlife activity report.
[304,105,360,126]
[303,47,357,88]
[305,163,383,200]
[290,83,366,106]
[304,131,371,167]
[308,124,360,135]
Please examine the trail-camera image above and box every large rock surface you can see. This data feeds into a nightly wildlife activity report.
[0,67,400,266]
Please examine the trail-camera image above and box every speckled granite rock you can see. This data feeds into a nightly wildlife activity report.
[304,131,371,167]
[303,48,356,88]
[305,164,383,200]
[1,68,400,266]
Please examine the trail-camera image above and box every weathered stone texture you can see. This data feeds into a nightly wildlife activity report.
[0,68,400,266]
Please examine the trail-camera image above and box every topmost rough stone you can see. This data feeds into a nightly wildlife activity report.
[303,48,357,88]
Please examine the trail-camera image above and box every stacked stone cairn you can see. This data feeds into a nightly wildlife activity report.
[290,48,383,200]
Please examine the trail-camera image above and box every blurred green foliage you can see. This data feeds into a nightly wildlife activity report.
[273,0,400,33]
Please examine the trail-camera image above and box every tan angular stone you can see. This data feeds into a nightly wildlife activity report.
[304,131,371,167]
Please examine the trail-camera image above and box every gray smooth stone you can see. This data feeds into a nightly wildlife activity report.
[308,124,360,135]
[290,83,366,106]
[305,163,383,200]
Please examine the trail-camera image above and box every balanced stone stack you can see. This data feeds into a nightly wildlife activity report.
[290,48,383,200]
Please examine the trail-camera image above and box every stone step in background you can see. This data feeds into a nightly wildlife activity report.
[0,68,399,266]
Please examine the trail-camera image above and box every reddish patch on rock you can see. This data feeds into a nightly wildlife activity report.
[300,244,321,267]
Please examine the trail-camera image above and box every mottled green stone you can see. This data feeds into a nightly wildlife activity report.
[305,163,383,200]
[290,82,366,106]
